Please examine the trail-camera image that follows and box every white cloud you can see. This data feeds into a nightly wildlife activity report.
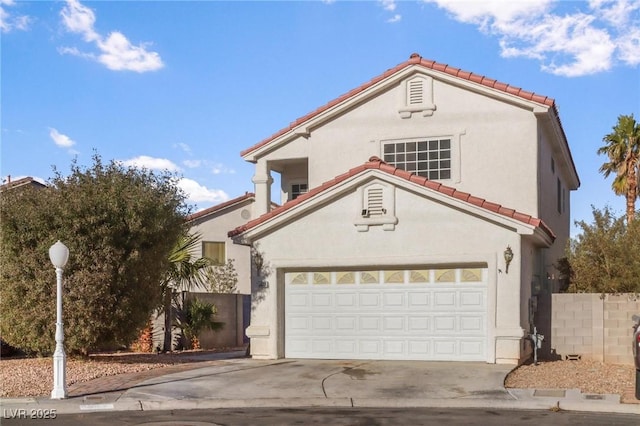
[174,142,192,154]
[96,32,164,72]
[177,178,229,204]
[1,0,31,33]
[59,0,163,73]
[379,0,402,22]
[60,0,98,41]
[211,163,236,175]
[387,14,402,23]
[183,159,202,169]
[49,128,76,148]
[424,0,640,77]
[120,155,181,172]
[380,0,397,12]
[617,26,640,65]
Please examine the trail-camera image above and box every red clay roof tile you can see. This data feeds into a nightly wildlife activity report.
[481,200,501,213]
[240,53,559,157]
[452,190,471,202]
[228,157,555,241]
[409,175,428,186]
[498,207,516,217]
[187,192,255,222]
[512,212,533,223]
[424,181,442,191]
[467,195,485,207]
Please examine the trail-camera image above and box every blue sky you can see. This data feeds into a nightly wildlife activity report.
[2,0,639,235]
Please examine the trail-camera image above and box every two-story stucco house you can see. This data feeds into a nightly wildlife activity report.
[229,53,579,364]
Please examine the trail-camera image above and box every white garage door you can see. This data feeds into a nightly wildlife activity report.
[285,267,487,361]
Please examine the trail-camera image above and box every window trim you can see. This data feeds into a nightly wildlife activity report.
[290,182,308,200]
[380,134,462,183]
[202,241,226,266]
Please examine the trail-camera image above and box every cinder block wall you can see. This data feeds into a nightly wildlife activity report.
[551,293,640,365]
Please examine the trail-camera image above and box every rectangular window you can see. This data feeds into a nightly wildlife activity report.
[383,139,451,180]
[202,241,225,265]
[557,178,562,214]
[291,183,308,200]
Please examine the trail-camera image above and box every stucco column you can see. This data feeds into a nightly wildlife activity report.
[494,238,525,364]
[252,159,273,217]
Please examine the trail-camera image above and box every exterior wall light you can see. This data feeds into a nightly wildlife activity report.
[49,240,69,399]
[504,245,514,274]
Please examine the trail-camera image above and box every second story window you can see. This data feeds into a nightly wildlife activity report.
[383,139,451,180]
[291,183,308,200]
[203,241,225,266]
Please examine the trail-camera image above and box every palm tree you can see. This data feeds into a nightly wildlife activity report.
[598,114,640,223]
[160,232,210,352]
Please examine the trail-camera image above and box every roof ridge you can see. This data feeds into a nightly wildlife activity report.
[240,53,556,157]
[229,158,555,240]
[188,192,255,222]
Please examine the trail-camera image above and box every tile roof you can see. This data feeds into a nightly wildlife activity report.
[241,53,559,158]
[228,156,555,240]
[0,176,47,192]
[187,192,255,222]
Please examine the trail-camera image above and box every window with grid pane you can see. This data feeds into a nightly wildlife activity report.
[202,241,225,265]
[383,139,451,180]
[291,183,308,200]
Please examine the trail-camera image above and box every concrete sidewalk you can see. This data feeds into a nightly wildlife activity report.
[1,352,639,416]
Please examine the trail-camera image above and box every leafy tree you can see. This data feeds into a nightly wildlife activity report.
[598,114,640,223]
[560,206,640,293]
[205,258,238,294]
[160,232,210,352]
[0,154,187,355]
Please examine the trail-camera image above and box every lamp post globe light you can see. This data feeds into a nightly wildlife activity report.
[49,240,69,399]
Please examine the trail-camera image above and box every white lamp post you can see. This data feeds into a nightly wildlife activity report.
[49,240,69,399]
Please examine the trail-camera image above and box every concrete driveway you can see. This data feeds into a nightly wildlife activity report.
[118,358,515,407]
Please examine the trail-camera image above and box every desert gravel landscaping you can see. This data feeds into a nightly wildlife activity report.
[0,349,235,398]
[505,359,635,397]
[0,352,637,403]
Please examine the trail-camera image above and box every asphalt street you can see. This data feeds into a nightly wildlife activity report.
[2,407,640,426]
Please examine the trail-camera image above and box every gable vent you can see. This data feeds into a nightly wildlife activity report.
[367,187,385,216]
[408,79,423,105]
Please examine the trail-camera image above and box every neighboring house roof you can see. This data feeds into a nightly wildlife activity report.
[229,156,555,241]
[187,192,279,223]
[240,54,576,182]
[187,192,256,222]
[0,176,47,192]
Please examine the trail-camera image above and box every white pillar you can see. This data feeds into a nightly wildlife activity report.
[252,159,272,217]
[51,266,67,399]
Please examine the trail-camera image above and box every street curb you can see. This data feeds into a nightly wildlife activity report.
[2,396,640,415]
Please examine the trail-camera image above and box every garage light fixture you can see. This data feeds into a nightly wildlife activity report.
[504,246,514,274]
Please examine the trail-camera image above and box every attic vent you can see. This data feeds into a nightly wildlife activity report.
[408,79,423,105]
[355,182,397,232]
[399,75,436,118]
[367,187,385,216]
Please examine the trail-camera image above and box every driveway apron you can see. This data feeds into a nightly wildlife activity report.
[118,359,515,403]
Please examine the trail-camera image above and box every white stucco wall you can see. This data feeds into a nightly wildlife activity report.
[189,199,254,295]
[245,180,534,363]
[536,123,573,290]
[256,69,543,218]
